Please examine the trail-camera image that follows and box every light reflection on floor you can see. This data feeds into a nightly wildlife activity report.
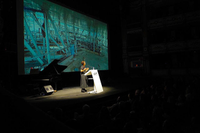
[23,86,122,103]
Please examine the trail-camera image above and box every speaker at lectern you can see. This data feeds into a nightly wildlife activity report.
[84,69,103,94]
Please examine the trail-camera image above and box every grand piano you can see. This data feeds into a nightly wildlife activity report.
[28,59,67,94]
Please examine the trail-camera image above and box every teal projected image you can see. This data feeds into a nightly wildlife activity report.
[24,0,108,74]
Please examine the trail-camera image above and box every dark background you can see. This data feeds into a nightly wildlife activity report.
[1,0,200,93]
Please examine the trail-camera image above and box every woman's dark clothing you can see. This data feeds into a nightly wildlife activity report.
[80,65,88,89]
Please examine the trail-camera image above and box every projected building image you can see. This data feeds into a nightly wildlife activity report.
[24,0,108,74]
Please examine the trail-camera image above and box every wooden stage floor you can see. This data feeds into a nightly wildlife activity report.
[23,85,134,111]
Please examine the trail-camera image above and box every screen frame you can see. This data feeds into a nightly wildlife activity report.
[17,0,110,75]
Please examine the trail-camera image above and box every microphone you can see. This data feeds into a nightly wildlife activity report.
[86,65,95,70]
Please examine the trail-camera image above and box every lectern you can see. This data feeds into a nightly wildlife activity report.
[84,69,103,94]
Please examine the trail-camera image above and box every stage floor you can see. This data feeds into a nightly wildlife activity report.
[23,85,133,111]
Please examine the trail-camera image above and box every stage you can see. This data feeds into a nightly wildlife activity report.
[23,85,134,111]
[2,76,148,133]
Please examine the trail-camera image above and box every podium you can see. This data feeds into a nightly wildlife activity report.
[84,69,103,94]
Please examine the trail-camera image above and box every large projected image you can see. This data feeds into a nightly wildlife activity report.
[23,0,108,74]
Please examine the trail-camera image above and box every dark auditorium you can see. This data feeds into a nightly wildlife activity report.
[0,0,200,133]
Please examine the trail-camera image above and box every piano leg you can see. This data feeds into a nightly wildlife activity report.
[54,82,57,92]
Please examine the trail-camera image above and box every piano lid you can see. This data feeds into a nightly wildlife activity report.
[40,59,67,75]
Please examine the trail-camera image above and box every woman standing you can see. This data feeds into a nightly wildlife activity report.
[80,61,89,92]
